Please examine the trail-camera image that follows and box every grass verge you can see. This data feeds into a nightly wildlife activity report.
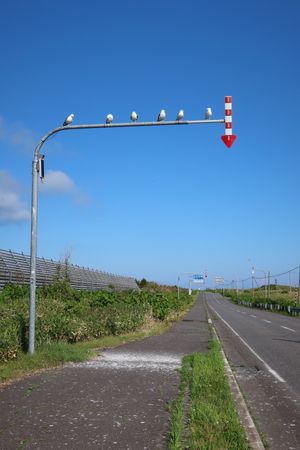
[0,302,195,386]
[168,341,250,450]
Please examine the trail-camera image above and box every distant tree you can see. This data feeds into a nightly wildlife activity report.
[137,278,147,288]
[63,252,71,283]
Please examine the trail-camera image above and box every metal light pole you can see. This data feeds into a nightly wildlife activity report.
[188,278,192,296]
[251,266,255,300]
[267,270,271,299]
[298,267,300,304]
[253,268,267,299]
[28,116,225,354]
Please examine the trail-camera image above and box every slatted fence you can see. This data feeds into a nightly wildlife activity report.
[0,249,138,291]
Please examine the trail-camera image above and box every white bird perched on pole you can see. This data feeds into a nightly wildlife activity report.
[63,114,74,126]
[176,109,184,121]
[157,109,166,121]
[130,111,138,121]
[106,114,113,124]
[205,107,212,120]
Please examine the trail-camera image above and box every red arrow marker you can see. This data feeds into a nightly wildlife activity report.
[221,134,236,148]
[222,96,236,148]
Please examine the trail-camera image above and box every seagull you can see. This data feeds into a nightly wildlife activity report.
[205,107,212,120]
[176,109,184,121]
[63,114,74,126]
[130,111,138,121]
[106,114,113,124]
[157,109,166,121]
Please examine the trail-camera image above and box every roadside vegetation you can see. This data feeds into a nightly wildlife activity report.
[0,281,194,383]
[168,341,249,450]
[216,286,300,314]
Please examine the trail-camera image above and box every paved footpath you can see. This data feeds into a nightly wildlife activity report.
[0,297,210,450]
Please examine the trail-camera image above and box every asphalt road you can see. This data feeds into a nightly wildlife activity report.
[205,292,300,449]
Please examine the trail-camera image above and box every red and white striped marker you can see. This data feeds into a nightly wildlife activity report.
[221,96,236,148]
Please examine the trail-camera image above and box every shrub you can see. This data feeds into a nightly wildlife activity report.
[0,283,193,362]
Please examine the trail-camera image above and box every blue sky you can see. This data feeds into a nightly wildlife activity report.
[1,0,300,287]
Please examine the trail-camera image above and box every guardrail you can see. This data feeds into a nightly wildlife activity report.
[236,300,300,316]
[0,249,138,291]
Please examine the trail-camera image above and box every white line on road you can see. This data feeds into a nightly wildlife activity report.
[209,305,286,383]
[280,325,296,333]
[262,319,272,324]
[250,315,257,318]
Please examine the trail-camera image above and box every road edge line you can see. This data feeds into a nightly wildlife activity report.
[206,311,265,449]
[209,304,285,383]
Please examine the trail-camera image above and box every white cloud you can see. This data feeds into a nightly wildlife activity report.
[40,170,75,193]
[0,116,36,153]
[0,170,30,225]
[40,170,92,205]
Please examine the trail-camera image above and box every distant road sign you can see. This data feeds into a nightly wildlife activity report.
[193,274,204,283]
[215,276,224,284]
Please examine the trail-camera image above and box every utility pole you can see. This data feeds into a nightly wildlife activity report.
[298,267,300,304]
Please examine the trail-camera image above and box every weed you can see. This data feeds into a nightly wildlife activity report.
[168,342,249,450]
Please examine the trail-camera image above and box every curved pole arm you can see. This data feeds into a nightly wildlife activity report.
[33,118,225,160]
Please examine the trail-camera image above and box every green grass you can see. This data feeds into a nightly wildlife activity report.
[223,287,299,307]
[0,282,196,363]
[168,341,250,450]
[0,302,195,385]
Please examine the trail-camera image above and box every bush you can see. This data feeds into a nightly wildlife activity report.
[0,283,193,362]
[0,283,29,303]
[106,304,149,335]
[0,299,28,361]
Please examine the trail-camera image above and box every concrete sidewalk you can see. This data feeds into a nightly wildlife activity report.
[0,297,210,450]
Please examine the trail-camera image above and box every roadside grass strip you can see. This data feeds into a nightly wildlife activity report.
[168,341,250,450]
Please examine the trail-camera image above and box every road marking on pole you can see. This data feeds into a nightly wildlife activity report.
[221,96,236,148]
[262,319,272,324]
[280,325,296,333]
[209,305,286,383]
